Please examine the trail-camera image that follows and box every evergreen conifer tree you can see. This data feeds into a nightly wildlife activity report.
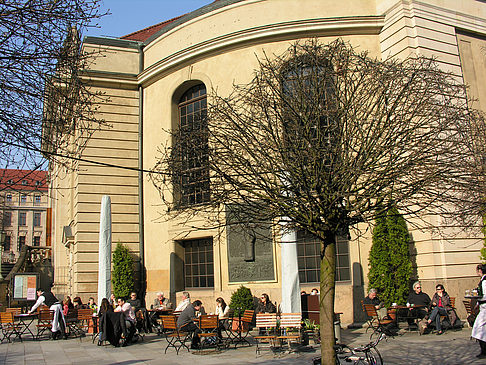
[112,242,134,298]
[368,207,412,306]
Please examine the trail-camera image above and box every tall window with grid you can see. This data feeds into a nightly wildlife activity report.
[176,84,209,207]
[297,230,350,283]
[19,212,26,226]
[18,235,25,250]
[183,237,214,288]
[33,236,40,246]
[33,212,41,227]
[3,211,11,226]
[4,235,11,251]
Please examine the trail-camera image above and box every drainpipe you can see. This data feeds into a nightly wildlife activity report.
[137,42,146,303]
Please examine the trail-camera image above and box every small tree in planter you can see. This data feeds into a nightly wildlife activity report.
[112,242,134,299]
[229,285,254,317]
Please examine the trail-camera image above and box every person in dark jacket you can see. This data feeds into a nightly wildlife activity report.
[256,293,276,313]
[407,281,431,319]
[426,284,457,335]
[177,300,203,349]
[28,288,67,339]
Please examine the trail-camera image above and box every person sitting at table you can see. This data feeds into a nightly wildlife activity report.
[363,288,387,319]
[128,292,142,312]
[73,296,86,309]
[256,293,277,314]
[63,296,74,316]
[87,297,98,314]
[407,281,431,319]
[114,297,136,346]
[215,297,230,339]
[177,300,203,349]
[175,291,191,312]
[426,284,457,335]
[28,288,67,340]
[98,298,114,316]
[153,292,171,310]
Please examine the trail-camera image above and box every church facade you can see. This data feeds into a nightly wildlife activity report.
[48,0,486,324]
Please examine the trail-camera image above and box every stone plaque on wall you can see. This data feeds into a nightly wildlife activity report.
[226,205,275,282]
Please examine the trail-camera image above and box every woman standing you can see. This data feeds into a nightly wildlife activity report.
[472,264,486,359]
[426,284,455,335]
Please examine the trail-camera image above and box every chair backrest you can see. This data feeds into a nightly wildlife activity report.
[227,308,235,319]
[0,312,14,324]
[463,300,472,315]
[199,314,218,330]
[77,308,93,321]
[38,309,54,321]
[450,297,456,308]
[279,313,302,329]
[5,307,21,315]
[242,309,254,324]
[255,313,277,329]
[161,315,178,330]
[363,304,378,319]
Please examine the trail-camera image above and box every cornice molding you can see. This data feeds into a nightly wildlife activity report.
[139,16,385,86]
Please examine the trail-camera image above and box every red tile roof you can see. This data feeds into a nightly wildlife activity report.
[120,15,185,42]
[0,169,48,192]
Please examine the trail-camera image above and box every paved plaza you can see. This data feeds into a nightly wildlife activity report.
[0,326,484,365]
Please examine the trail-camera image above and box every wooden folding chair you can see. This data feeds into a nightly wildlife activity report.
[36,309,54,340]
[5,308,21,315]
[197,314,221,351]
[363,304,393,339]
[361,301,376,332]
[76,308,94,339]
[253,313,278,355]
[0,312,22,342]
[160,315,190,354]
[277,313,302,351]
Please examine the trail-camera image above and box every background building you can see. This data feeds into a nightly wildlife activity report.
[48,0,486,324]
[0,169,49,263]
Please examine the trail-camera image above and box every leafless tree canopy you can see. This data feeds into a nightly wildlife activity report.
[0,0,106,179]
[153,39,485,237]
[152,38,486,364]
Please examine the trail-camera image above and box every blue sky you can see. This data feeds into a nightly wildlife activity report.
[86,0,213,38]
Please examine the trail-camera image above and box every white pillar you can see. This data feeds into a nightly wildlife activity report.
[280,221,301,313]
[97,195,112,308]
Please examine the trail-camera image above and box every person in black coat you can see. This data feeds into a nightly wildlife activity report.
[256,293,276,313]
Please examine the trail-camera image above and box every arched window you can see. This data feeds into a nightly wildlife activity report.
[176,83,209,206]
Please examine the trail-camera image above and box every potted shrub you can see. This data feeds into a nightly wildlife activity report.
[229,285,254,330]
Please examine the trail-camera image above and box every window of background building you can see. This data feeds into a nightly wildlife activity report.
[34,195,41,205]
[18,235,25,250]
[297,230,350,283]
[33,236,40,246]
[21,180,27,185]
[6,193,12,202]
[183,237,214,288]
[19,212,26,226]
[4,235,11,252]
[33,212,41,227]
[177,83,209,206]
[20,194,27,204]
[3,211,12,226]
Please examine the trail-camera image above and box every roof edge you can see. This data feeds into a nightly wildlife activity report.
[83,36,141,49]
[144,0,248,45]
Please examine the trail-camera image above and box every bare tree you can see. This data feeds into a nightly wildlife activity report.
[151,39,486,363]
[0,0,106,181]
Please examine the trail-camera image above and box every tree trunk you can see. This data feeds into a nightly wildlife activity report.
[320,230,336,365]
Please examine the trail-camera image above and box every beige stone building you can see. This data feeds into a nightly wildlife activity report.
[48,0,486,324]
[0,169,49,262]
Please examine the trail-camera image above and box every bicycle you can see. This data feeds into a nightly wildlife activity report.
[312,328,387,365]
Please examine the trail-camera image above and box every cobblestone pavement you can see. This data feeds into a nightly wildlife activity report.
[0,326,483,364]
